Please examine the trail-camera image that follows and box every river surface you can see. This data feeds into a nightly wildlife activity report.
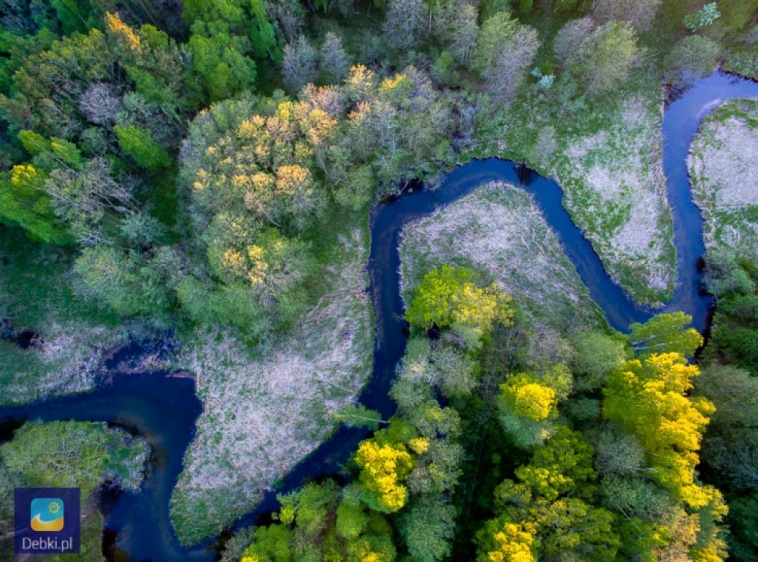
[1,71,757,561]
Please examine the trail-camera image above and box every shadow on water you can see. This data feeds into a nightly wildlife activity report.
[1,71,757,561]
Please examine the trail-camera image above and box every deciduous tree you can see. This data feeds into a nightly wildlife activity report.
[398,496,456,562]
[591,0,663,30]
[684,2,720,32]
[604,352,717,507]
[478,428,619,562]
[382,0,427,50]
[282,35,318,94]
[431,0,479,66]
[570,330,626,391]
[696,365,758,490]
[476,520,537,562]
[0,166,71,244]
[471,12,539,105]
[319,32,351,84]
[406,265,514,344]
[115,125,170,172]
[552,17,594,70]
[355,440,414,513]
[188,31,257,101]
[629,311,703,358]
[566,21,639,97]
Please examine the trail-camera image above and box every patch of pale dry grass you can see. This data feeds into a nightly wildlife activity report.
[552,96,674,302]
[170,227,373,544]
[688,99,758,259]
[399,182,602,334]
[471,70,675,305]
[1,321,127,405]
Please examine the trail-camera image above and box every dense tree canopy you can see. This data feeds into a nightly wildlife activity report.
[567,20,639,97]
[604,352,720,508]
[471,11,539,105]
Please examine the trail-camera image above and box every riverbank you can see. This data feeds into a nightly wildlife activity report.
[399,182,604,354]
[0,227,134,406]
[169,215,374,545]
[688,98,758,261]
[470,68,676,307]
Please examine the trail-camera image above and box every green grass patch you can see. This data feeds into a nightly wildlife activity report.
[466,65,676,307]
[722,46,758,82]
[168,210,374,545]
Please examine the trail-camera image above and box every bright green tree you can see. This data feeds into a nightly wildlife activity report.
[0,166,72,244]
[570,330,626,391]
[514,426,596,501]
[115,125,170,172]
[478,427,619,561]
[0,29,117,140]
[475,520,537,562]
[74,245,173,316]
[406,265,514,343]
[188,31,257,102]
[629,312,703,358]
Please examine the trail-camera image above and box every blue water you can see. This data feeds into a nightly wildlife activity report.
[1,71,757,561]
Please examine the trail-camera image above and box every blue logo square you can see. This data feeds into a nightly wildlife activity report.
[30,497,65,531]
[15,488,80,554]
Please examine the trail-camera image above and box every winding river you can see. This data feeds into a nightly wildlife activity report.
[2,71,758,561]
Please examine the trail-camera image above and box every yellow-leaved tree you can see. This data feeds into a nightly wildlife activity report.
[477,521,537,562]
[475,428,619,561]
[500,374,557,422]
[497,373,561,449]
[603,352,719,508]
[354,441,414,513]
[406,265,514,348]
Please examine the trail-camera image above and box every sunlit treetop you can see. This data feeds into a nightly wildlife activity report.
[406,265,515,345]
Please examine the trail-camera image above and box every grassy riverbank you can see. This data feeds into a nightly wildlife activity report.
[169,213,374,545]
[470,68,676,307]
[400,182,605,348]
[688,98,758,260]
[0,227,133,405]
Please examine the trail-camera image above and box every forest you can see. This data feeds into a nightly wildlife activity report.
[1,0,758,560]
